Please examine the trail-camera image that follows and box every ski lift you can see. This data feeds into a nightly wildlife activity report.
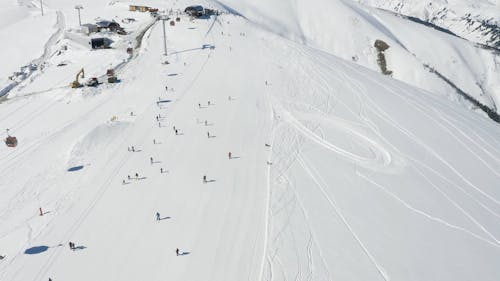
[5,136,17,147]
[4,129,17,147]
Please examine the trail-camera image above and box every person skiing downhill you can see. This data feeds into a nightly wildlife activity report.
[176,248,180,256]
[228,152,232,159]
[156,212,160,221]
[150,157,153,164]
[203,175,207,183]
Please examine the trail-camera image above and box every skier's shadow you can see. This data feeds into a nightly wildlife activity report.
[73,245,87,251]
[152,161,162,164]
[206,179,216,183]
[159,216,171,221]
[179,251,190,256]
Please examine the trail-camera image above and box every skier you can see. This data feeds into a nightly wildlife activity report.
[160,168,163,173]
[156,212,160,221]
[198,103,201,109]
[158,122,161,128]
[165,86,168,92]
[175,129,178,135]
[132,146,135,152]
[228,152,232,159]
[156,116,159,121]
[150,157,153,164]
[207,131,210,138]
[153,139,156,144]
[173,126,176,131]
[128,175,131,180]
[203,175,207,183]
[204,120,208,126]
[176,248,180,256]
[122,179,126,185]
[135,173,139,179]
[208,101,211,106]
[68,242,75,250]
[127,146,131,152]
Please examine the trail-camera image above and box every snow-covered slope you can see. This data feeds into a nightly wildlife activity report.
[1,1,500,281]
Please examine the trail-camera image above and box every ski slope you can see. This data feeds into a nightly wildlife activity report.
[1,1,500,281]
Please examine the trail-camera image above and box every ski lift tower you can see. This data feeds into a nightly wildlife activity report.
[75,5,84,26]
[159,15,170,56]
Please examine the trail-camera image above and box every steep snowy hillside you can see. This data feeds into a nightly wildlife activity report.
[358,0,500,49]
[218,0,500,121]
[1,1,500,281]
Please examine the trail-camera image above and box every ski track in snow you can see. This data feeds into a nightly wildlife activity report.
[297,156,390,281]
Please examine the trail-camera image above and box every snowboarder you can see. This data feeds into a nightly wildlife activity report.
[228,152,232,159]
[203,175,207,183]
[176,248,180,256]
[156,212,160,221]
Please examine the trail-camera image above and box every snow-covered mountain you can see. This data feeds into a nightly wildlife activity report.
[1,0,499,281]
[358,0,500,49]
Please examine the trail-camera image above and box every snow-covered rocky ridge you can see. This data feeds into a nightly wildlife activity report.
[358,0,500,49]
[1,0,500,281]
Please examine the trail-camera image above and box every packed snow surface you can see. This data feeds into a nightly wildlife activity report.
[1,1,500,281]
